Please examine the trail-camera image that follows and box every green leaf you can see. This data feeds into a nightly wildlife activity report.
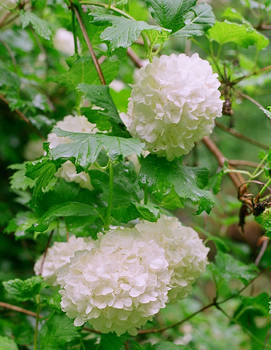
[9,163,35,191]
[4,211,38,239]
[208,21,269,50]
[135,202,160,222]
[234,293,270,322]
[39,313,79,350]
[140,155,214,214]
[59,56,119,89]
[100,334,126,350]
[0,337,18,350]
[210,251,258,297]
[20,11,51,40]
[26,160,57,205]
[92,14,163,49]
[155,342,188,350]
[146,0,196,32]
[174,3,215,37]
[35,202,98,231]
[78,84,122,125]
[51,128,145,167]
[3,276,43,301]
[222,7,247,23]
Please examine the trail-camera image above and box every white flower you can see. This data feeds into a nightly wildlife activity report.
[109,80,125,92]
[53,28,75,56]
[56,216,208,335]
[57,227,171,335]
[1,0,17,9]
[121,53,223,160]
[55,160,93,190]
[48,115,98,190]
[48,115,98,149]
[34,236,94,285]
[135,215,209,301]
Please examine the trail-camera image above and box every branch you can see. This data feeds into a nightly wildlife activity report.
[215,121,269,150]
[38,231,54,276]
[232,64,271,84]
[239,91,270,118]
[72,3,106,85]
[0,93,45,139]
[255,238,269,266]
[138,301,215,334]
[202,136,243,189]
[228,160,263,168]
[0,301,40,318]
[127,48,143,68]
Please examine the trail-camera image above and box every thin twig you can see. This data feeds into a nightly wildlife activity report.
[0,301,40,318]
[215,121,269,150]
[138,302,215,334]
[233,64,271,84]
[39,231,54,276]
[127,48,144,68]
[255,238,269,266]
[239,91,270,117]
[202,136,243,189]
[72,3,106,85]
[0,93,44,139]
[229,160,263,168]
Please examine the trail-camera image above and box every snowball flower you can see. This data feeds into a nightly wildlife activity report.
[48,115,98,190]
[57,216,208,335]
[121,53,223,160]
[24,139,44,160]
[53,28,75,56]
[135,215,209,301]
[34,236,94,285]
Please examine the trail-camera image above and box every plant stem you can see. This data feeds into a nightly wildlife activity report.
[259,178,271,196]
[105,160,114,229]
[33,295,41,350]
[79,1,133,19]
[72,3,106,85]
[72,9,79,55]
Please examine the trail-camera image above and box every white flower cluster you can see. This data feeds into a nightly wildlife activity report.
[34,216,208,335]
[34,236,94,285]
[48,115,98,190]
[121,53,223,160]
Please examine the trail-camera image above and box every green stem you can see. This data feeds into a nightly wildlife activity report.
[72,9,79,55]
[144,186,148,205]
[79,1,133,19]
[259,178,271,196]
[108,0,112,9]
[105,160,114,229]
[33,295,41,350]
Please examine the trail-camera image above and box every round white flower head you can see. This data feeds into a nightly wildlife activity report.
[57,227,171,335]
[135,215,209,301]
[34,235,94,286]
[53,28,75,56]
[121,53,223,160]
[48,115,98,190]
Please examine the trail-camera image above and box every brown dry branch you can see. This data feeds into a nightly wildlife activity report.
[38,231,54,276]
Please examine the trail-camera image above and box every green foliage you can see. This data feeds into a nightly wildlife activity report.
[20,11,52,40]
[174,3,215,37]
[0,337,18,350]
[78,83,122,125]
[208,21,269,50]
[39,313,80,350]
[3,276,43,301]
[140,155,214,214]
[51,128,145,166]
[92,14,163,49]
